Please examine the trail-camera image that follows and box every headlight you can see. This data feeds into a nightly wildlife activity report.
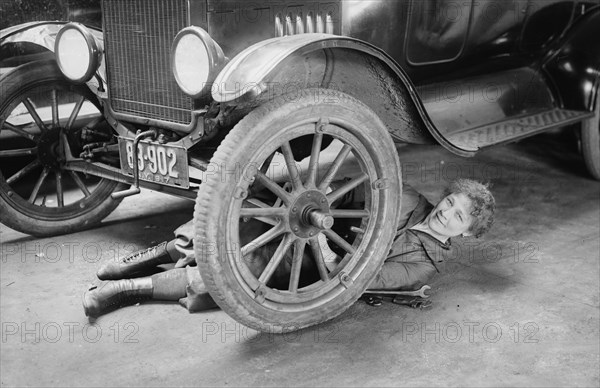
[55,23,100,83]
[171,27,225,98]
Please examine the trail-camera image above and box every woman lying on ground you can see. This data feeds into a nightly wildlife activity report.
[82,178,495,317]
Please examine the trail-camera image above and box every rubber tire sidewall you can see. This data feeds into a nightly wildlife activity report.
[194,89,402,333]
[0,60,126,237]
[582,89,600,180]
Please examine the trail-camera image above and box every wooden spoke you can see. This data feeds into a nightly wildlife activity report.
[6,159,40,185]
[248,153,277,198]
[323,229,356,254]
[330,209,370,218]
[306,132,323,188]
[273,196,283,209]
[55,171,64,207]
[239,207,287,219]
[29,168,50,203]
[260,152,275,175]
[327,173,369,203]
[69,171,91,197]
[241,198,279,226]
[22,98,48,132]
[66,96,85,130]
[288,239,306,292]
[281,142,303,191]
[50,89,59,127]
[241,223,286,256]
[255,171,292,205]
[258,233,294,284]
[0,148,37,158]
[309,237,330,281]
[245,217,277,227]
[3,122,38,142]
[318,144,351,191]
[245,198,273,209]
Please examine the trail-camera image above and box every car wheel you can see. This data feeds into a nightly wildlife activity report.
[194,89,401,332]
[582,90,600,180]
[0,60,126,236]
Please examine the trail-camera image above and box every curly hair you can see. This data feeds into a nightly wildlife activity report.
[444,179,496,238]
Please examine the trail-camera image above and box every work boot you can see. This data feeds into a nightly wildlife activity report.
[82,278,153,317]
[96,241,172,280]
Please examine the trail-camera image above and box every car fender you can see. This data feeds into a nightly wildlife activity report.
[212,34,456,148]
[2,21,102,52]
[544,8,600,111]
[1,21,104,90]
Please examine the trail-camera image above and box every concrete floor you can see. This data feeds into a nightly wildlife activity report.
[1,131,599,387]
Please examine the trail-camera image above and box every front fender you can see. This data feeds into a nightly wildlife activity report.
[212,34,454,149]
[1,21,102,52]
[213,33,337,103]
[1,21,105,93]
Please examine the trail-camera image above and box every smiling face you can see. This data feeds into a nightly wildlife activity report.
[425,192,474,239]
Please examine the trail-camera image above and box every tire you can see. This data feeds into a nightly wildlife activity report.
[194,89,402,332]
[582,90,600,180]
[0,60,126,236]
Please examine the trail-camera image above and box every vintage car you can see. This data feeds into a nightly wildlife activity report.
[1,0,599,331]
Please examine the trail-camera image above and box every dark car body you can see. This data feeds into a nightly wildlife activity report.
[97,0,600,159]
[4,1,599,164]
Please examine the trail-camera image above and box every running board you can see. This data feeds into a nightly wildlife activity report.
[446,109,593,151]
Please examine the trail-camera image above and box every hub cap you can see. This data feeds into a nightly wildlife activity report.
[288,190,332,238]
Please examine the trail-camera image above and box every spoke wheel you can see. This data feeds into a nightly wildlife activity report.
[0,60,126,236]
[194,89,401,332]
[582,89,600,180]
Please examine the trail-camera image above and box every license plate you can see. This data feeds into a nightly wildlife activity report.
[118,137,189,188]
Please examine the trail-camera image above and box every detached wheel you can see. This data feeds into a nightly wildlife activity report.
[582,90,600,180]
[0,60,126,236]
[194,89,401,332]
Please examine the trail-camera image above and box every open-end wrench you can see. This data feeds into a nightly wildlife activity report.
[364,285,431,299]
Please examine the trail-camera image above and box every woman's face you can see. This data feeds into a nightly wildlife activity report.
[426,192,474,239]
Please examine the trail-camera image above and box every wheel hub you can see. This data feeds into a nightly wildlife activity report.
[288,190,333,238]
[37,127,63,169]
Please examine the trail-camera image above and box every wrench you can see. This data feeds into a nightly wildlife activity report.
[364,285,431,299]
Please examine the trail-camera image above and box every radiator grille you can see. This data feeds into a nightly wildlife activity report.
[103,0,192,125]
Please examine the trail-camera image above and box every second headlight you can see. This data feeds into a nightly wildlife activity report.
[171,27,225,98]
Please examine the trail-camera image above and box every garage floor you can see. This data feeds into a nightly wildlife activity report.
[1,131,599,387]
